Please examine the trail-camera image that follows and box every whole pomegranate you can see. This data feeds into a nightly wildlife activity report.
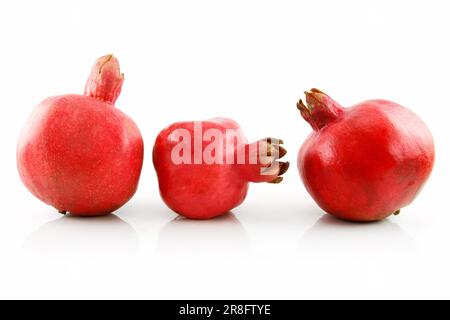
[153,118,289,219]
[297,89,434,222]
[17,55,144,216]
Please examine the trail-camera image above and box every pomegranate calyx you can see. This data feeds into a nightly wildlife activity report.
[242,137,289,184]
[84,54,124,104]
[297,89,344,130]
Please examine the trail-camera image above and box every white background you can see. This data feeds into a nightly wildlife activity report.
[0,0,448,299]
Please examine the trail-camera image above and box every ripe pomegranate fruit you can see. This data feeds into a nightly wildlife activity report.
[297,89,434,222]
[153,118,289,219]
[17,55,144,216]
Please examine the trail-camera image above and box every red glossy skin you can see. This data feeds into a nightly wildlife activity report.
[153,118,288,219]
[17,55,144,216]
[297,89,434,222]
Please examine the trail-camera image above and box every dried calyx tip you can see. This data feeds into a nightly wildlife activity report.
[278,161,290,175]
[297,99,308,112]
[265,137,284,145]
[310,88,325,94]
[261,138,287,158]
[278,146,287,158]
[268,176,283,184]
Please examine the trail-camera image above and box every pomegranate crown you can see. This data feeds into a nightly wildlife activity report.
[297,89,344,130]
[84,54,124,104]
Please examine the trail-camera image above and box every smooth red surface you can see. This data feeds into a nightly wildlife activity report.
[17,56,143,216]
[298,91,435,222]
[153,118,284,219]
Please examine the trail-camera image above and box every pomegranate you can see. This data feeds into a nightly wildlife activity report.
[297,89,434,222]
[17,55,144,216]
[153,118,289,219]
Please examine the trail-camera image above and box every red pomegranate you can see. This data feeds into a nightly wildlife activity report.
[297,89,434,222]
[17,55,144,216]
[153,118,289,219]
